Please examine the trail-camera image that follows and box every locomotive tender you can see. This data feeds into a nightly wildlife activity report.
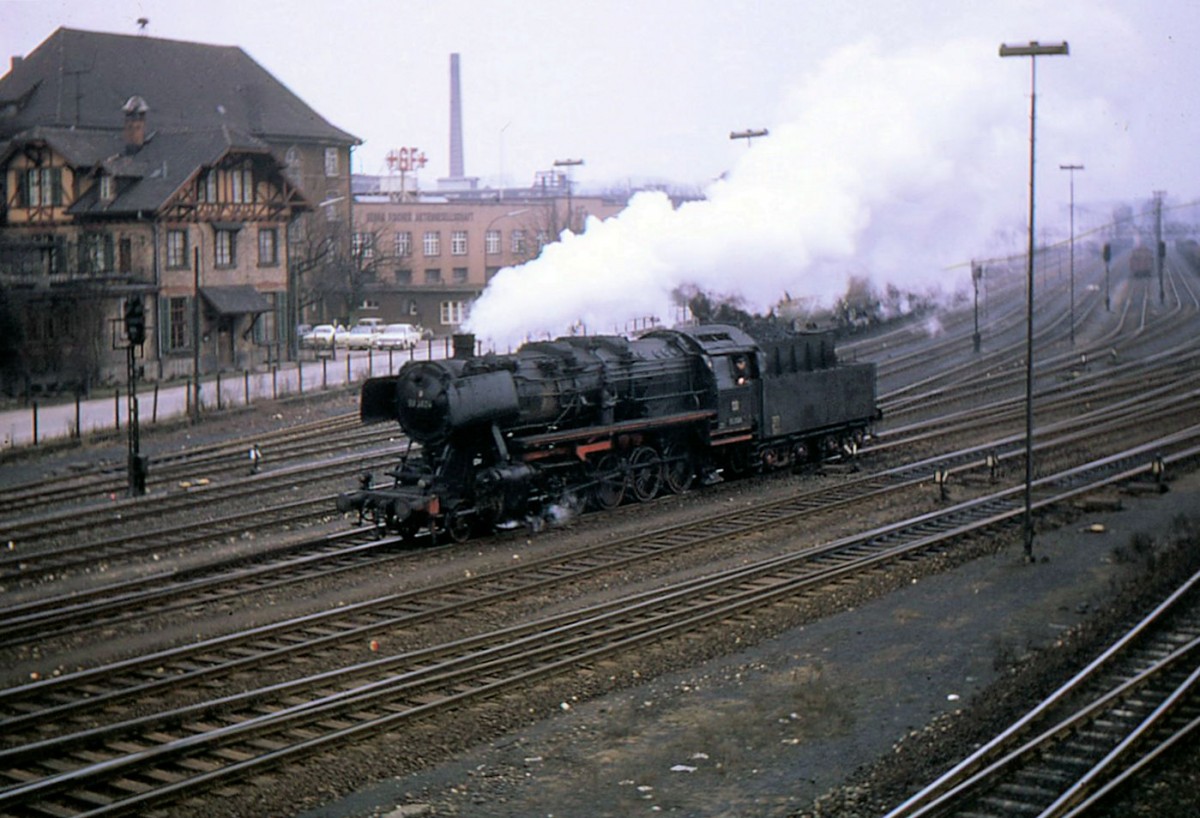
[337,324,878,541]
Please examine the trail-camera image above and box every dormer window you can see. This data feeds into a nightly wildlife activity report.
[20,167,63,207]
[230,166,253,204]
[198,170,218,203]
[99,174,115,202]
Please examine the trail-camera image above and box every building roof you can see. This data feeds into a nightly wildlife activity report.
[201,285,274,314]
[0,123,307,216]
[0,27,359,146]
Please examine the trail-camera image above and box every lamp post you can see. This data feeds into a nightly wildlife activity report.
[486,208,531,271]
[971,262,983,352]
[730,128,769,146]
[1059,163,1083,346]
[1000,39,1069,562]
[553,158,584,234]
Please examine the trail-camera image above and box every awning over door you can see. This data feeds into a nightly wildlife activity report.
[200,285,273,315]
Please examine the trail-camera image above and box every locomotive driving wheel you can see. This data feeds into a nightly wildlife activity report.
[661,440,695,494]
[588,452,626,510]
[629,446,663,502]
[444,510,472,543]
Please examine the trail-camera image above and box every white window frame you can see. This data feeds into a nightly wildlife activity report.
[439,300,468,325]
[394,231,412,257]
[324,147,339,177]
[215,229,236,267]
[451,230,468,256]
[352,232,375,261]
[485,229,501,255]
[166,229,189,268]
[258,228,278,266]
[423,231,441,257]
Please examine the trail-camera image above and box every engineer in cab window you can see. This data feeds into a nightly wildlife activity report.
[733,355,749,385]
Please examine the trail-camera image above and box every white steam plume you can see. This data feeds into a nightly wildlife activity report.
[466,36,1104,348]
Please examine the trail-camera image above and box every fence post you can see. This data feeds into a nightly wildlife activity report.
[244,370,250,406]
[152,383,159,423]
[322,358,328,390]
[298,360,304,395]
[272,366,278,400]
[32,400,39,446]
[346,353,351,385]
[216,371,223,411]
[115,388,121,431]
[74,391,82,440]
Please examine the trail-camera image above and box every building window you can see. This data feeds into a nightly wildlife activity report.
[485,229,501,255]
[166,229,189,268]
[118,237,132,273]
[395,231,413,257]
[452,267,468,283]
[395,269,412,284]
[254,292,279,344]
[230,166,254,203]
[537,230,549,252]
[21,167,63,207]
[485,266,501,281]
[215,229,237,267]
[80,232,113,274]
[352,232,375,261]
[511,229,526,255]
[166,296,191,352]
[440,300,468,325]
[424,268,442,284]
[258,228,279,266]
[198,170,218,203]
[100,174,115,202]
[324,147,339,177]
[451,230,468,256]
[423,231,441,257]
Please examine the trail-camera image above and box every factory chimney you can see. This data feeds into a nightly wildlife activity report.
[449,53,464,179]
[438,54,478,191]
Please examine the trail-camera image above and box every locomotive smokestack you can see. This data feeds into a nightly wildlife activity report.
[453,333,476,359]
[449,53,464,179]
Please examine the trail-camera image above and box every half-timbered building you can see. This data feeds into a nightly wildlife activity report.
[0,27,357,394]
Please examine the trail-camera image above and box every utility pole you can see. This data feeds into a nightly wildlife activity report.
[1059,164,1083,346]
[553,158,584,233]
[972,262,983,352]
[999,39,1070,563]
[1153,190,1165,304]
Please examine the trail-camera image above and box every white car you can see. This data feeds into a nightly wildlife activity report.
[339,324,378,349]
[302,323,338,348]
[372,323,423,351]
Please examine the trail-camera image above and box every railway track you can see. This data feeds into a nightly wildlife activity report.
[3,357,1195,650]
[0,433,1195,817]
[0,410,388,521]
[0,443,403,553]
[884,567,1200,818]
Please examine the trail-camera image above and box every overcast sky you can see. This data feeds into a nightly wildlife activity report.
[3,0,1194,200]
[4,1,1197,343]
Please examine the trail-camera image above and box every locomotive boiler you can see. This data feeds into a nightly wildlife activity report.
[338,324,878,541]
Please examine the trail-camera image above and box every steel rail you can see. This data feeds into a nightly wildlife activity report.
[0,435,1195,817]
[884,569,1200,818]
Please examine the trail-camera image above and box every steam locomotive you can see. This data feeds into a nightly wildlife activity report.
[337,324,878,541]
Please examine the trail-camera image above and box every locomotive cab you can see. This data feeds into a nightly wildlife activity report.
[711,351,760,434]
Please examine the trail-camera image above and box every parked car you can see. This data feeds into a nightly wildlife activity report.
[355,317,385,332]
[372,323,423,350]
[302,323,338,348]
[338,324,379,350]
